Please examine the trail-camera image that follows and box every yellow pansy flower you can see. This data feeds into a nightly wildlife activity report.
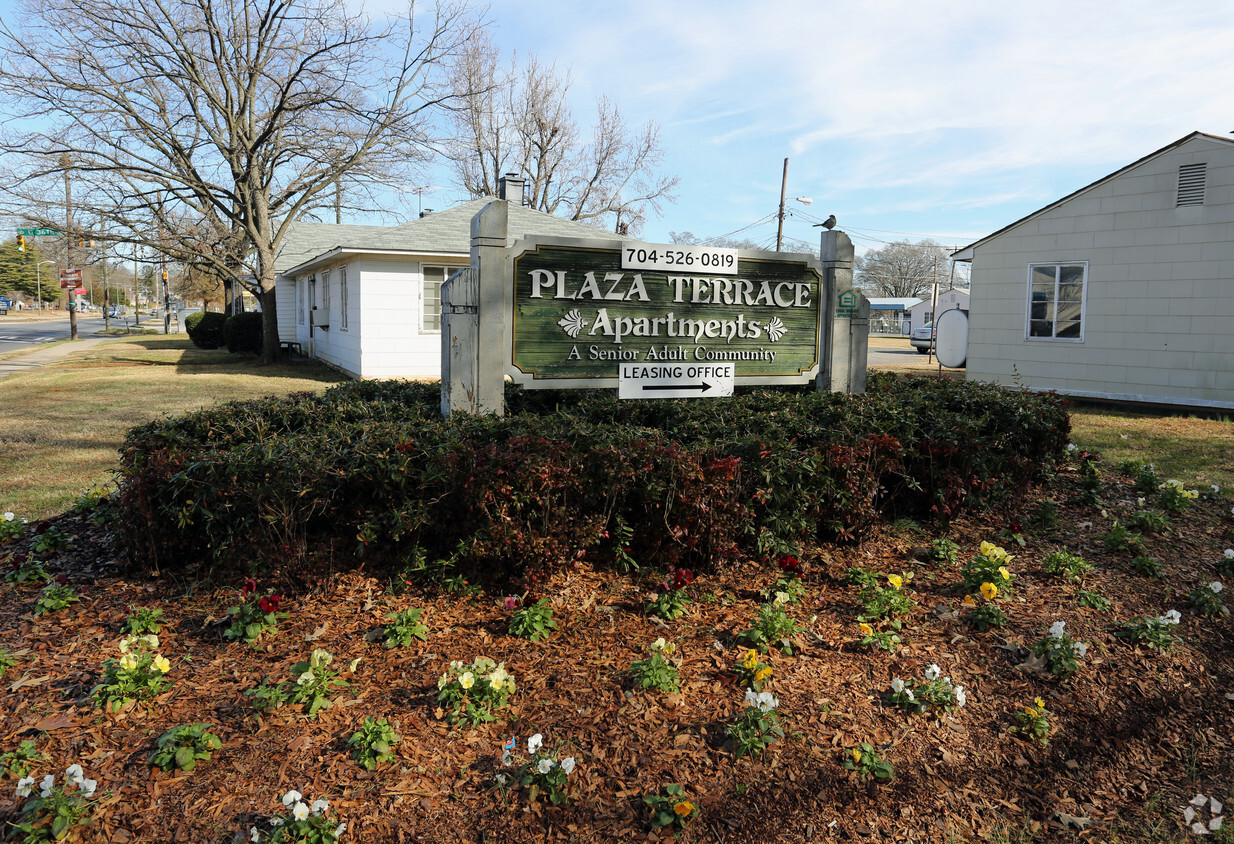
[998,566,1012,581]
[118,653,139,671]
[674,801,695,817]
[979,540,997,557]
[961,594,977,608]
[851,747,862,763]
[151,655,171,674]
[458,671,475,690]
[1024,707,1038,717]
[742,649,759,669]
[859,623,874,637]
[754,666,772,682]
[980,582,998,601]
[1034,697,1045,709]
[887,574,903,589]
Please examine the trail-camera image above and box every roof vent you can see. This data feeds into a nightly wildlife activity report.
[1177,163,1206,206]
[419,209,433,218]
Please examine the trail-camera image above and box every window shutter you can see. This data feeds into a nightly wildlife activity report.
[1177,163,1206,206]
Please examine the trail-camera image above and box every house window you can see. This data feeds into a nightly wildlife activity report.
[1026,262,1087,341]
[297,279,304,325]
[322,269,331,316]
[421,265,455,332]
[339,267,348,330]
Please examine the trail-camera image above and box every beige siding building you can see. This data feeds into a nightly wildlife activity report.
[954,132,1234,410]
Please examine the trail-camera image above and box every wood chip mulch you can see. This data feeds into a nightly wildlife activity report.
[1,465,1232,843]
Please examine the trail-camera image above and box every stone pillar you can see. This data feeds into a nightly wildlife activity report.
[441,200,509,416]
[817,229,858,393]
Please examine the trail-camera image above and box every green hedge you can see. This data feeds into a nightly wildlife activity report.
[114,377,1069,582]
[185,311,227,349]
[223,311,263,354]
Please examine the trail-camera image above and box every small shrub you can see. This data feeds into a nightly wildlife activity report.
[858,573,915,622]
[1158,479,1199,513]
[1216,548,1234,578]
[5,555,49,587]
[1011,697,1051,745]
[184,310,227,349]
[1189,582,1228,617]
[437,657,516,725]
[738,599,803,655]
[249,790,345,843]
[224,581,287,645]
[1072,459,1102,507]
[0,739,41,777]
[382,608,429,648]
[843,742,894,782]
[33,582,80,616]
[222,311,263,354]
[122,607,164,636]
[246,649,349,720]
[30,525,73,555]
[1102,522,1145,556]
[1116,611,1182,651]
[969,600,1008,632]
[1132,463,1161,494]
[1076,589,1112,611]
[508,598,557,642]
[10,764,98,842]
[645,569,694,620]
[727,689,784,759]
[347,717,400,770]
[1129,555,1163,578]
[844,566,879,589]
[92,634,173,712]
[644,784,698,831]
[1125,510,1169,534]
[1030,499,1059,529]
[1030,621,1088,678]
[758,554,807,603]
[930,537,960,565]
[887,664,967,714]
[498,733,577,806]
[630,639,680,693]
[0,511,27,543]
[149,724,222,773]
[960,541,1015,595]
[1042,550,1093,582]
[857,621,901,652]
[735,648,774,690]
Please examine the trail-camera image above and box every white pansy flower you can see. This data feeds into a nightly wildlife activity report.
[1137,497,1146,507]
[1049,621,1066,638]
[335,823,346,838]
[560,756,576,775]
[1213,485,1221,494]
[1210,582,1224,594]
[292,801,309,822]
[3,512,14,521]
[954,685,967,707]
[495,773,508,786]
[890,678,906,694]
[1162,610,1182,625]
[15,777,35,798]
[650,637,667,652]
[527,733,543,755]
[536,758,553,775]
[250,827,261,843]
[1066,443,1078,452]
[773,591,790,606]
[281,790,302,807]
[744,688,758,707]
[755,690,778,712]
[1223,549,1234,561]
[1074,642,1088,657]
[40,774,54,797]
[311,798,329,815]
[80,778,97,798]
[65,764,84,785]
[924,664,941,681]
[296,670,315,686]
[270,818,283,827]
[905,688,915,701]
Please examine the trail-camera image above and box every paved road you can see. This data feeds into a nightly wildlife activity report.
[0,314,114,355]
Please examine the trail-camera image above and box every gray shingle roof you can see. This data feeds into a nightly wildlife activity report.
[275,198,622,275]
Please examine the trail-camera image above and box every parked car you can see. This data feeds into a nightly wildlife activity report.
[910,323,936,353]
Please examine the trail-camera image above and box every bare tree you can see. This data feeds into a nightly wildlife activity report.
[445,37,678,234]
[854,240,959,298]
[0,0,477,362]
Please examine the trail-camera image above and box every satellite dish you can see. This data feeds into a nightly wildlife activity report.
[934,309,968,368]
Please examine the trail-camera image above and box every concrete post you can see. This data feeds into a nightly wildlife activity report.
[817,229,860,393]
[441,200,509,417]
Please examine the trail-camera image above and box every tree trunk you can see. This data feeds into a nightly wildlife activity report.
[259,285,280,365]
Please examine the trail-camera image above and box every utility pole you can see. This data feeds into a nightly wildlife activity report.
[775,157,789,252]
[62,154,78,340]
[133,242,141,326]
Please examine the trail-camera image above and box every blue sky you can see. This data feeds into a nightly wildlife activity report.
[389,0,1234,256]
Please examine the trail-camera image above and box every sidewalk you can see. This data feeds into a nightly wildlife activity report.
[0,335,119,381]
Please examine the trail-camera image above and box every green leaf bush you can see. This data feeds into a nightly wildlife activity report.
[113,376,1069,583]
[184,311,227,349]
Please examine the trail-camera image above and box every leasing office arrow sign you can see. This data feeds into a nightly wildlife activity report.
[618,362,735,400]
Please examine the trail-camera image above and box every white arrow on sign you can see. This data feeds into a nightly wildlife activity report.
[618,362,735,400]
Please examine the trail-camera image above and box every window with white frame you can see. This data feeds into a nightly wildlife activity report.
[322,269,331,317]
[339,267,348,330]
[1027,262,1087,340]
[297,279,304,324]
[421,265,462,332]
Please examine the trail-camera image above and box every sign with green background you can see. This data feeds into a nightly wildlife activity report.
[510,241,823,385]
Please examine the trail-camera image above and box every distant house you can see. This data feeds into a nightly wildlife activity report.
[953,131,1234,410]
[274,178,619,379]
[866,297,921,334]
[908,288,969,334]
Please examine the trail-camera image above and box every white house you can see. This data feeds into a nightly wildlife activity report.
[866,297,921,334]
[953,131,1234,410]
[908,288,969,334]
[273,179,620,379]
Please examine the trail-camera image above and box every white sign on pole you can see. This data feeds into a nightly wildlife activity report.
[618,362,735,400]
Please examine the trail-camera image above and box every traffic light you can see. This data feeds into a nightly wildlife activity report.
[161,268,168,283]
[15,234,24,252]
[77,236,85,248]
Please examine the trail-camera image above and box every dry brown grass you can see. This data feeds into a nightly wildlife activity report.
[0,334,346,519]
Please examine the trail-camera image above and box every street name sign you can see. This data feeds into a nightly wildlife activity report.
[17,228,62,237]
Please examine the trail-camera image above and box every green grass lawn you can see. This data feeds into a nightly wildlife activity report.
[0,334,346,519]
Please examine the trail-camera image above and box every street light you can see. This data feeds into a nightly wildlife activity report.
[36,260,54,313]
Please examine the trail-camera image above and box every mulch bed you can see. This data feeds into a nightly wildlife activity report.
[1,464,1232,843]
